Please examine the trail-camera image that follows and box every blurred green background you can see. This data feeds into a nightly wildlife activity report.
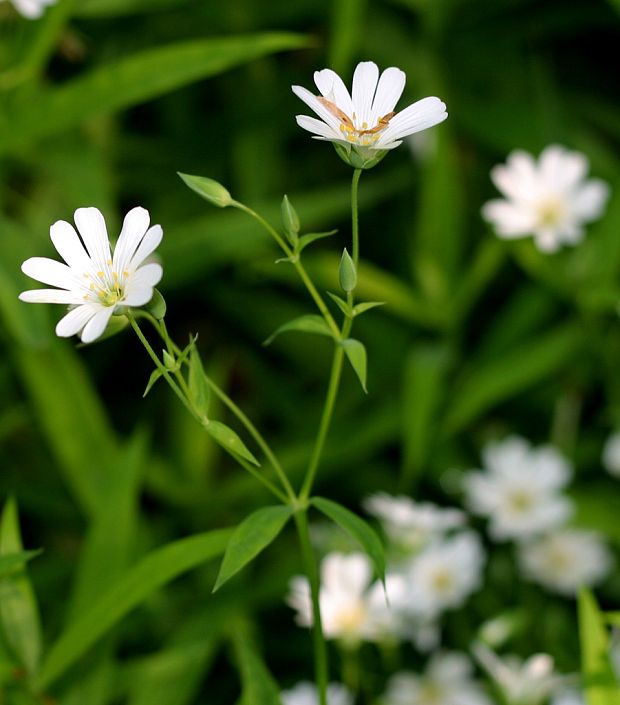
[1,0,620,702]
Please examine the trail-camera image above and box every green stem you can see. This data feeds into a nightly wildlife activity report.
[294,510,328,705]
[231,201,340,338]
[351,168,362,268]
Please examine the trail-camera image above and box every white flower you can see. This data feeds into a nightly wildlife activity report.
[288,552,375,644]
[291,61,447,163]
[7,0,56,19]
[550,689,585,705]
[464,437,573,541]
[19,207,163,344]
[383,652,492,705]
[364,494,465,552]
[518,528,612,596]
[482,145,609,252]
[474,644,566,705]
[281,682,353,705]
[602,432,620,478]
[405,532,485,620]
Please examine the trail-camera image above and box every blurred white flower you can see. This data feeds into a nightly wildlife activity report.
[7,0,56,18]
[288,552,375,644]
[464,437,573,541]
[364,494,465,552]
[602,432,620,478]
[292,61,447,152]
[474,644,565,705]
[405,532,485,620]
[550,689,585,705]
[482,145,609,252]
[281,681,353,705]
[19,207,163,344]
[383,652,492,705]
[518,528,612,596]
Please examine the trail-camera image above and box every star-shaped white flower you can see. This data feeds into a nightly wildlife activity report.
[464,437,573,541]
[19,206,163,343]
[482,145,610,252]
[292,61,447,166]
[7,0,56,19]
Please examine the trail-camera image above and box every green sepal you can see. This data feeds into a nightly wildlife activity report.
[178,172,232,208]
[353,301,385,317]
[145,288,167,319]
[327,291,352,318]
[263,314,334,346]
[205,420,259,466]
[310,497,386,585]
[213,505,293,592]
[332,142,389,170]
[281,195,300,246]
[339,248,357,293]
[341,337,367,392]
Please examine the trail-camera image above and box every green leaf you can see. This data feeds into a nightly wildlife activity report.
[353,301,385,317]
[231,627,282,705]
[143,368,164,397]
[443,325,582,436]
[0,498,42,676]
[213,506,293,592]
[205,420,259,466]
[0,34,313,154]
[188,343,210,421]
[263,315,334,346]
[327,291,352,317]
[297,230,337,254]
[310,497,385,583]
[578,588,620,704]
[341,338,367,393]
[178,173,233,208]
[0,551,42,579]
[34,528,232,692]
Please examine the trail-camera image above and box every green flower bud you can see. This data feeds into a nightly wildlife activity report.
[281,195,300,245]
[332,143,389,170]
[339,248,357,293]
[178,172,232,208]
[162,350,176,370]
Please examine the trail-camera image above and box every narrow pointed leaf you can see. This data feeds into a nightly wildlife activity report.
[327,291,352,317]
[263,315,333,346]
[297,229,337,254]
[231,628,282,705]
[353,301,385,316]
[206,420,259,466]
[310,497,385,583]
[0,551,42,579]
[143,368,164,397]
[341,338,367,392]
[35,529,232,691]
[0,499,43,676]
[213,506,293,592]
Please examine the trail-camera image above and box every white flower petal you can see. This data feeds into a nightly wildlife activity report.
[378,97,447,145]
[123,263,163,306]
[12,0,46,18]
[295,115,341,140]
[314,68,353,116]
[128,224,163,270]
[55,304,100,338]
[481,199,537,236]
[112,206,151,275]
[74,207,112,266]
[291,85,342,133]
[21,257,80,289]
[19,289,84,305]
[50,220,90,271]
[370,67,406,124]
[80,306,115,343]
[570,179,610,221]
[351,61,379,128]
[540,145,588,190]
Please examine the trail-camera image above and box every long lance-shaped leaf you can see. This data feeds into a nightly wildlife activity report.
[231,625,282,705]
[34,529,232,692]
[0,33,312,155]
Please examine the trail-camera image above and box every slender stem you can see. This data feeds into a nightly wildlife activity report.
[294,510,328,705]
[350,169,362,268]
[129,316,287,503]
[231,201,340,338]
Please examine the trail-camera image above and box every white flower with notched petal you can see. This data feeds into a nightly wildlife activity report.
[292,61,447,168]
[19,207,163,344]
[474,644,566,705]
[518,528,612,596]
[364,493,465,553]
[6,0,56,18]
[482,145,609,252]
[383,652,492,705]
[405,532,485,620]
[281,682,353,705]
[464,437,573,541]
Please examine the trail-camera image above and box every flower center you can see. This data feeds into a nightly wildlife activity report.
[430,569,455,595]
[335,601,367,635]
[83,266,129,307]
[507,489,534,514]
[537,197,566,228]
[317,96,395,146]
